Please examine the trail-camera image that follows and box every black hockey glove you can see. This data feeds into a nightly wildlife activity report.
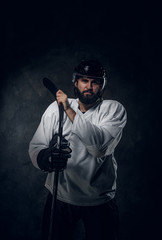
[37,134,72,172]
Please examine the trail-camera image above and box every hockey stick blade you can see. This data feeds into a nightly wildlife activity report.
[43,78,58,99]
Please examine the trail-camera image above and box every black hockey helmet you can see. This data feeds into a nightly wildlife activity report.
[72,60,107,90]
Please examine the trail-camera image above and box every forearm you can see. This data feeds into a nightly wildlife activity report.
[71,113,114,157]
[65,106,76,123]
[56,90,76,122]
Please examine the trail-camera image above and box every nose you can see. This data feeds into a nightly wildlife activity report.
[86,81,92,89]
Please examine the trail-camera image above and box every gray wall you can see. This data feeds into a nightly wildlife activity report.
[1,2,160,240]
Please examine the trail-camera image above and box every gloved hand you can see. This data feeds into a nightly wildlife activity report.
[37,134,72,172]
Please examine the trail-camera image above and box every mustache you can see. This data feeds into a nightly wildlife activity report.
[83,90,93,94]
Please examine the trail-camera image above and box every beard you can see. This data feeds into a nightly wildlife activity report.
[74,87,102,104]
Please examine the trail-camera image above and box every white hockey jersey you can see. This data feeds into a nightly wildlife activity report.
[29,98,127,206]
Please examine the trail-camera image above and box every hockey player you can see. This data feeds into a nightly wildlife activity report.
[29,59,127,240]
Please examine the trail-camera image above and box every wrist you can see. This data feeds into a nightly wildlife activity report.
[63,100,70,111]
[64,103,70,111]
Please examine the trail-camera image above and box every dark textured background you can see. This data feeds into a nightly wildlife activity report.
[1,1,161,239]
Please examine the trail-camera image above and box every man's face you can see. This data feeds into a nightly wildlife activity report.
[74,77,102,104]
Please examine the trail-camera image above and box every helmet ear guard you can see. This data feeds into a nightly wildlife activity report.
[101,75,107,91]
[72,72,77,85]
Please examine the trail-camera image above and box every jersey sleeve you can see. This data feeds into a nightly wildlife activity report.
[71,101,127,158]
[28,102,58,169]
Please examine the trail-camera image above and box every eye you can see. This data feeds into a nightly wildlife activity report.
[92,80,99,86]
[82,79,88,83]
[92,81,97,85]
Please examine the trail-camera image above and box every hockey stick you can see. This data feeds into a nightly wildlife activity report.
[43,78,64,240]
